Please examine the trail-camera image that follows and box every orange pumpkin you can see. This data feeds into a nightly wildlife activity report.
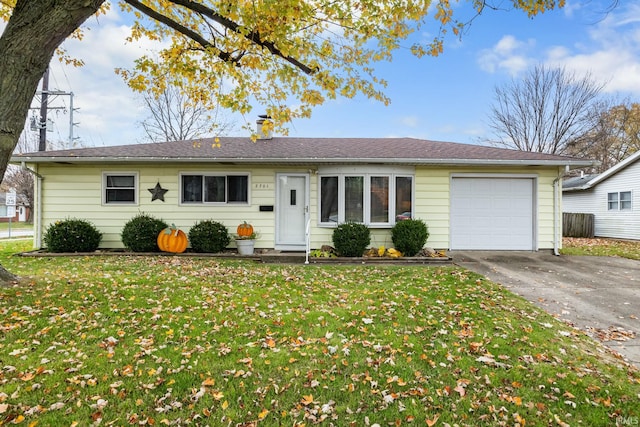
[237,222,254,238]
[157,225,188,253]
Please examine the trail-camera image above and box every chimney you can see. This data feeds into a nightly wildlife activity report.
[256,115,273,140]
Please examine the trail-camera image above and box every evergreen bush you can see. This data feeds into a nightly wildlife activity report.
[188,220,230,253]
[391,219,429,256]
[44,218,102,253]
[332,222,370,257]
[121,213,168,252]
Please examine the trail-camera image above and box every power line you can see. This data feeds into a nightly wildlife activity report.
[29,66,80,149]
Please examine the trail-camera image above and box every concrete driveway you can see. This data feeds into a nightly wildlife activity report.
[452,251,640,368]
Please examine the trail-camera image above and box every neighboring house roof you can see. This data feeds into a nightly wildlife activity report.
[11,137,594,167]
[562,150,640,192]
[562,174,599,190]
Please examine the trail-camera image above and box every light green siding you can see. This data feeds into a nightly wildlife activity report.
[31,162,562,251]
[35,164,296,249]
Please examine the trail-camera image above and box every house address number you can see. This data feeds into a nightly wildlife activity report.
[253,183,273,190]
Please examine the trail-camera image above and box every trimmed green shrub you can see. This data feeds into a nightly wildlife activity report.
[391,219,429,256]
[188,220,230,253]
[332,222,370,257]
[44,218,102,253]
[121,213,168,252]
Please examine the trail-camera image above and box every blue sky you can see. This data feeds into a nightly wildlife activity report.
[24,1,640,148]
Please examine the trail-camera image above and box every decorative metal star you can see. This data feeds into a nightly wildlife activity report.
[148,182,168,202]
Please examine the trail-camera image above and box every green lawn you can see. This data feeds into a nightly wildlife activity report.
[1,240,639,426]
[561,237,640,260]
[0,221,32,232]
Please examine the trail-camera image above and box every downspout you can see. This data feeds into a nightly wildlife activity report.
[553,176,560,256]
[552,166,568,256]
[21,162,43,248]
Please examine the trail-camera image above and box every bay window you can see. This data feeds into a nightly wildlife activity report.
[319,167,414,226]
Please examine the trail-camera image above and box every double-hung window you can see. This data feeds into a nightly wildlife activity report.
[319,167,414,226]
[608,191,632,211]
[181,173,249,204]
[103,172,137,204]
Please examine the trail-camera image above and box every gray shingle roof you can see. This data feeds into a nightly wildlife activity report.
[562,150,640,192]
[562,174,598,190]
[11,137,593,167]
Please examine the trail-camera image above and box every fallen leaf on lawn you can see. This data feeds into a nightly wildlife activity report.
[476,355,512,369]
[454,385,466,397]
[426,414,440,426]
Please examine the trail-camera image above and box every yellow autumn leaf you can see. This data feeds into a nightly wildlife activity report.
[258,408,269,419]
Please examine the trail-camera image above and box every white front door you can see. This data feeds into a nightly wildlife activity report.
[276,174,309,250]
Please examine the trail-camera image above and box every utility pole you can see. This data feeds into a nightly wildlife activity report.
[39,67,49,151]
[69,92,77,145]
[30,67,79,149]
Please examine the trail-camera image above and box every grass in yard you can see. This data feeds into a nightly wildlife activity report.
[562,237,640,260]
[0,222,32,232]
[0,240,639,426]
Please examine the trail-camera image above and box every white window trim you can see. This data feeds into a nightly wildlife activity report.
[102,171,138,206]
[608,191,632,211]
[318,166,415,228]
[178,172,251,205]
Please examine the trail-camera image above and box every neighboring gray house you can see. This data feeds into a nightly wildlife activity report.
[563,151,640,240]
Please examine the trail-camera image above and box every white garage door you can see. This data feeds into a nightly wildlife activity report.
[450,177,535,250]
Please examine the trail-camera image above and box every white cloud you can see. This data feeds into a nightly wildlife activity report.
[477,35,535,75]
[476,3,640,97]
[40,7,167,147]
[562,1,583,18]
[397,115,420,128]
[543,3,640,95]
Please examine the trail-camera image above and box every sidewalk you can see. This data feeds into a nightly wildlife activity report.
[0,229,34,239]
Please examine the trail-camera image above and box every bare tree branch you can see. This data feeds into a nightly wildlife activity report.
[486,65,604,155]
[140,84,235,142]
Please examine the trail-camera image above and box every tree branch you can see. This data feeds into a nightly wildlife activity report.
[166,0,317,75]
[123,0,236,63]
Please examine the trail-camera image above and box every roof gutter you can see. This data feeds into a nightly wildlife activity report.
[11,156,595,168]
[562,184,593,192]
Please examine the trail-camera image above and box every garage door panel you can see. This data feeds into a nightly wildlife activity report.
[451,177,534,250]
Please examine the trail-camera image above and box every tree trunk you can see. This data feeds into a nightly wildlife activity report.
[0,264,18,284]
[0,0,105,284]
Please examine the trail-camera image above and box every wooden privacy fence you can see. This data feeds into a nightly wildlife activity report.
[563,213,594,238]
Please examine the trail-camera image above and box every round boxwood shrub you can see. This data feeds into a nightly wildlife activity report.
[121,213,168,252]
[332,222,370,257]
[391,219,429,256]
[188,220,230,253]
[44,218,102,253]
